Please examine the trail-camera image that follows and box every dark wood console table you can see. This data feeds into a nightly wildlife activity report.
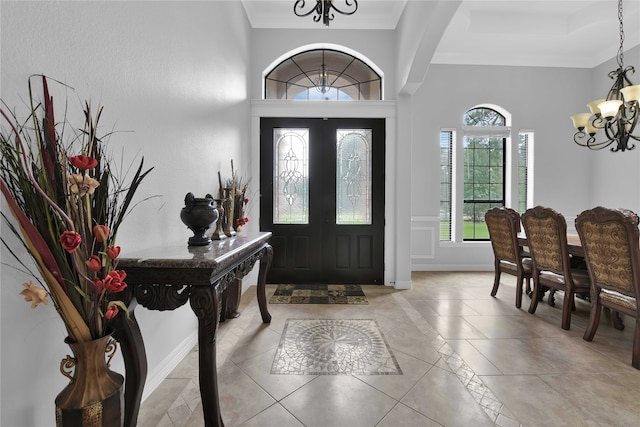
[113,232,272,427]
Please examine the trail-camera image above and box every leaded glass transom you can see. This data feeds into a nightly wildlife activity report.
[265,49,381,100]
[463,108,506,127]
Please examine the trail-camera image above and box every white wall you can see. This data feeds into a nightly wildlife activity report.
[1,1,252,425]
[410,64,595,270]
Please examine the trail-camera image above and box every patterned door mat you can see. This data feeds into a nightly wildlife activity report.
[269,284,369,304]
[271,319,402,375]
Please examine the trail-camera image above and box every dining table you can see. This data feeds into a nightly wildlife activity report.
[517,233,584,257]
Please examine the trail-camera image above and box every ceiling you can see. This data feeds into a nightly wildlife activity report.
[241,0,640,68]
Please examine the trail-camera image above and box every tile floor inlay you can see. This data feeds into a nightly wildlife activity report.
[271,319,402,375]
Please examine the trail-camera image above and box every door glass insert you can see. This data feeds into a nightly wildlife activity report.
[336,129,371,225]
[274,128,309,224]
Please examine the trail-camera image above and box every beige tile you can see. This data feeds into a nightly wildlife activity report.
[470,336,630,375]
[401,367,495,427]
[239,403,305,427]
[355,350,434,400]
[280,375,397,427]
[539,373,640,426]
[167,347,199,380]
[422,314,487,340]
[376,403,443,427]
[137,378,191,427]
[235,349,318,401]
[411,298,482,316]
[446,340,501,375]
[481,375,600,427]
[217,362,277,426]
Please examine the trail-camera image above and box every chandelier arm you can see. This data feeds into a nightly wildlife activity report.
[293,0,322,18]
[573,131,613,150]
[331,0,359,16]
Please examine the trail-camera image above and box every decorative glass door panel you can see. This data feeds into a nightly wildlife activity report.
[261,118,385,284]
[273,128,309,224]
[336,129,371,225]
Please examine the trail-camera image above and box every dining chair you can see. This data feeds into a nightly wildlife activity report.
[521,206,590,330]
[575,206,640,369]
[485,207,532,308]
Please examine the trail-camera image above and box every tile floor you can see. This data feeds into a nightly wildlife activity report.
[136,271,640,427]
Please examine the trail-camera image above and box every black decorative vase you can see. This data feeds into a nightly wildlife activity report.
[180,193,219,246]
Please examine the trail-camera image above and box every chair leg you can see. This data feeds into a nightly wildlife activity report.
[632,317,640,369]
[612,310,625,331]
[515,274,523,309]
[528,278,542,314]
[491,267,501,297]
[547,289,556,307]
[561,290,573,330]
[583,298,602,341]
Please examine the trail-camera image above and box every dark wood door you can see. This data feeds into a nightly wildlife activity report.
[260,117,385,284]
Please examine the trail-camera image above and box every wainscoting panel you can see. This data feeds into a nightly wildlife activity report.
[411,216,437,268]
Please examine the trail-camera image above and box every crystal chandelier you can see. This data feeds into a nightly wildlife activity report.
[293,0,358,27]
[570,0,640,152]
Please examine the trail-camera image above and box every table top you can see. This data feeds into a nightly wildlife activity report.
[118,232,272,269]
[518,233,583,257]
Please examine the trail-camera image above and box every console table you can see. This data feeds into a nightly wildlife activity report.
[113,232,273,427]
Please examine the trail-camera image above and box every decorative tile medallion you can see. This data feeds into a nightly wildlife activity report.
[269,284,369,304]
[271,319,402,375]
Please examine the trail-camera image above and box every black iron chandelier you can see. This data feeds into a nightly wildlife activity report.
[570,0,640,152]
[293,0,358,27]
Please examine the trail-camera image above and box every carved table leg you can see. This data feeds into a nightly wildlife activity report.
[257,244,273,323]
[220,279,242,322]
[111,299,147,427]
[189,285,224,427]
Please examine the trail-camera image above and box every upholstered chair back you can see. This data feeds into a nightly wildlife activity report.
[521,206,570,276]
[485,207,521,265]
[576,207,640,301]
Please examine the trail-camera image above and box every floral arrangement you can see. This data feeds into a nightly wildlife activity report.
[217,160,250,233]
[0,75,153,342]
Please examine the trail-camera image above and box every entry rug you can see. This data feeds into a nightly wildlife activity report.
[271,319,402,375]
[269,284,368,305]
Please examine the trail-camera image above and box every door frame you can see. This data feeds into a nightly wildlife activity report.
[251,100,399,287]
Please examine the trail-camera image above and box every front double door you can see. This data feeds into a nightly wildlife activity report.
[260,117,385,284]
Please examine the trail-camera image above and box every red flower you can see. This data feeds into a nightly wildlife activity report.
[59,231,82,253]
[86,255,102,272]
[103,270,127,293]
[106,246,121,259]
[243,197,249,204]
[68,155,98,170]
[94,278,106,293]
[105,304,119,320]
[93,225,110,243]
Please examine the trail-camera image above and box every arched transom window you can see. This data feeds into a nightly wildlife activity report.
[265,49,381,101]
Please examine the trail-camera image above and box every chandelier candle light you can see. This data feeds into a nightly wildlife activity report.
[570,0,640,152]
[294,0,358,27]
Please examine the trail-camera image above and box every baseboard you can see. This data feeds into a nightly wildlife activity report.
[411,265,493,271]
[393,280,412,290]
[140,329,198,402]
